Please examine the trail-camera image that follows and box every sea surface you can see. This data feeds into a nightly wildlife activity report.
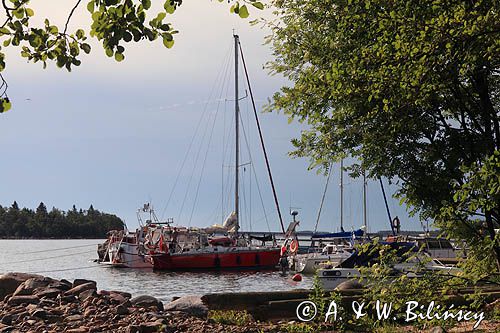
[0,239,313,302]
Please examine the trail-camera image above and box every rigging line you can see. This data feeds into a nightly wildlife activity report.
[239,111,271,232]
[238,40,285,233]
[314,163,333,233]
[28,264,99,274]
[161,42,233,219]
[188,98,222,225]
[0,250,95,265]
[177,110,213,223]
[178,50,232,223]
[20,243,100,254]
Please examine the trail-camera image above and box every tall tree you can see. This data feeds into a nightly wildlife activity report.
[267,0,500,269]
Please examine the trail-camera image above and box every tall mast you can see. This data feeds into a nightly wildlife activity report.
[340,159,344,232]
[363,169,367,232]
[234,34,240,223]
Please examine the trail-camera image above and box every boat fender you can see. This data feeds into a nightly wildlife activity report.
[292,273,302,282]
[289,239,299,254]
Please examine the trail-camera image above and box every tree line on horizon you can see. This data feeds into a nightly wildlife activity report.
[0,201,124,239]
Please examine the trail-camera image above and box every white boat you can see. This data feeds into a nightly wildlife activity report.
[317,255,459,290]
[99,228,152,268]
[294,244,353,274]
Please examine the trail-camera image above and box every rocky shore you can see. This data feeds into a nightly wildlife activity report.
[1,272,498,332]
[0,272,274,333]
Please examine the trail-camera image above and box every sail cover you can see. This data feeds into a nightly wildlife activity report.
[311,228,364,239]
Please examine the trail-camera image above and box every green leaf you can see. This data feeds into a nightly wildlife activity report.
[0,98,11,113]
[142,0,152,10]
[238,5,249,18]
[76,29,85,39]
[114,52,124,62]
[163,36,174,48]
[156,12,166,22]
[25,8,34,17]
[164,0,175,14]
[251,2,264,10]
[105,47,113,57]
[87,1,95,13]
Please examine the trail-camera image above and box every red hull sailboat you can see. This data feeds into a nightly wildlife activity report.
[150,248,281,270]
[146,34,288,271]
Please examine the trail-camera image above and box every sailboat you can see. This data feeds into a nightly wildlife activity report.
[291,161,365,274]
[146,35,285,270]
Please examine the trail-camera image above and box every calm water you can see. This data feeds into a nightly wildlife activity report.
[0,239,313,302]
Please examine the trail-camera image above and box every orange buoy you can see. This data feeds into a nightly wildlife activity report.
[292,273,302,282]
[289,239,299,254]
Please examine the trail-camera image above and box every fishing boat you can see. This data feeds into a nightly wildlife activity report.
[146,34,289,270]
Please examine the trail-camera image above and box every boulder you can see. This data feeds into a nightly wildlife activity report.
[163,296,208,318]
[7,295,40,306]
[130,295,163,311]
[0,273,43,299]
[65,282,97,296]
[78,289,97,302]
[12,276,59,297]
[115,304,130,316]
[110,290,132,299]
[34,288,63,299]
[72,279,96,288]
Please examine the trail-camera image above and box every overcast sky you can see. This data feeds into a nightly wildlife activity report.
[0,1,423,233]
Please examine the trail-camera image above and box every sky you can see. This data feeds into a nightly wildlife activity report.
[0,1,424,233]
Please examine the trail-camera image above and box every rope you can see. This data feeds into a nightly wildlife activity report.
[161,42,233,220]
[0,250,95,265]
[239,110,271,232]
[314,164,333,233]
[21,243,100,254]
[238,40,285,233]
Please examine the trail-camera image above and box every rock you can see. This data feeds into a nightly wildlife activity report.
[34,288,62,299]
[130,295,163,311]
[83,307,96,318]
[335,280,364,291]
[66,328,89,333]
[139,322,161,333]
[163,296,208,318]
[1,314,12,325]
[78,289,97,302]
[97,290,110,296]
[109,292,128,305]
[72,279,96,288]
[31,310,47,320]
[64,282,96,296]
[428,327,446,333]
[45,314,63,323]
[0,324,13,333]
[12,276,58,297]
[115,305,130,315]
[0,273,43,299]
[60,295,78,303]
[7,295,40,306]
[110,290,132,299]
[65,314,83,322]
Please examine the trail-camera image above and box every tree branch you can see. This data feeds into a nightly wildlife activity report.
[64,0,83,35]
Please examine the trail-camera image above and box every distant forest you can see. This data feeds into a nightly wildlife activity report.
[0,201,124,238]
